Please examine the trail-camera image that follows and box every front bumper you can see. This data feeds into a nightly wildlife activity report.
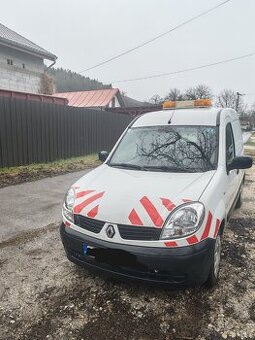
[60,223,215,286]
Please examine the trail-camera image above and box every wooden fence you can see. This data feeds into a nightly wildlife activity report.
[0,97,133,168]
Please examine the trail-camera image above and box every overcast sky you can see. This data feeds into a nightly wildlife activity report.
[1,0,255,104]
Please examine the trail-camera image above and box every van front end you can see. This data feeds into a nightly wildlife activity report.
[60,222,215,286]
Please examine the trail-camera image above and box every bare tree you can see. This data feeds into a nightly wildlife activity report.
[195,84,213,99]
[137,127,217,171]
[216,89,237,109]
[250,102,255,120]
[149,94,164,105]
[184,84,212,100]
[184,87,197,100]
[165,88,184,101]
[245,102,255,129]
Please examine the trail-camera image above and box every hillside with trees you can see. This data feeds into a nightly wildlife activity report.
[47,68,112,93]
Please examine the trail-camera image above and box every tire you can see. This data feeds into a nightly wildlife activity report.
[205,235,221,288]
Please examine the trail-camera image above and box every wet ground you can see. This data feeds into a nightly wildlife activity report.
[0,170,89,242]
[0,169,254,340]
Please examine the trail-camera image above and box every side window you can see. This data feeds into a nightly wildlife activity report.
[226,123,235,166]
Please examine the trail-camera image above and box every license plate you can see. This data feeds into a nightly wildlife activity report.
[82,244,142,269]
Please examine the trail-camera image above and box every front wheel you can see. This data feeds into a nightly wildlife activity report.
[205,235,221,287]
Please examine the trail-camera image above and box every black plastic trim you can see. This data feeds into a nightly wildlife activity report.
[118,224,161,241]
[74,215,105,234]
[227,178,243,221]
[60,224,214,285]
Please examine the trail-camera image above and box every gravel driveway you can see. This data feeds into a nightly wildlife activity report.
[0,169,254,340]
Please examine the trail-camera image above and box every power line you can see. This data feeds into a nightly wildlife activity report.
[110,52,255,83]
[79,0,232,73]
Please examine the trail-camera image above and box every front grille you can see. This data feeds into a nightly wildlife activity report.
[118,224,161,241]
[74,215,105,233]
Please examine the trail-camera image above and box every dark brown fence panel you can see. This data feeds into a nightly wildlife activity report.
[0,97,133,168]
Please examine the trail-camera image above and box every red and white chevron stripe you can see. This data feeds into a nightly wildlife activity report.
[69,189,221,248]
[128,196,180,228]
[73,189,105,218]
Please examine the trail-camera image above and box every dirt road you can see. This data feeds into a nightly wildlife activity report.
[0,169,254,340]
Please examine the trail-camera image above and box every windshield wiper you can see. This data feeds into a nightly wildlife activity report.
[142,165,196,173]
[109,163,144,170]
[109,163,198,173]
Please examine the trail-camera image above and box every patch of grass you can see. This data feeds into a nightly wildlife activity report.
[245,141,255,146]
[245,133,255,145]
[0,154,100,188]
[244,149,255,157]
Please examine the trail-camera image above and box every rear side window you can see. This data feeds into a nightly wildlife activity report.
[226,123,235,166]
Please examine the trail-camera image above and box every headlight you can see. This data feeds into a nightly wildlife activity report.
[64,188,75,210]
[160,202,205,240]
[63,205,74,223]
[63,188,75,223]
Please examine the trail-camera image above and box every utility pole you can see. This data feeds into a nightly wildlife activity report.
[236,92,245,113]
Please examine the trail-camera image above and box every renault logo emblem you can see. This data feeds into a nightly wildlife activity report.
[106,225,115,238]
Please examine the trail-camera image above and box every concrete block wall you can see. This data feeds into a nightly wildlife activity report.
[0,44,44,93]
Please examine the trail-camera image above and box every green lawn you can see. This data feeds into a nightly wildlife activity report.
[0,154,100,188]
[245,132,255,146]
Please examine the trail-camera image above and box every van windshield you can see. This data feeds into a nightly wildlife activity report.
[109,126,218,173]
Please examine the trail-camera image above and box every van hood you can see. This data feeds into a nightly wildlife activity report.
[72,164,215,227]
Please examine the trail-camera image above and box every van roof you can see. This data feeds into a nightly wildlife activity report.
[132,107,223,127]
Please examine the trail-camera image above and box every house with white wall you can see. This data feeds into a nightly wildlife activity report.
[0,22,57,93]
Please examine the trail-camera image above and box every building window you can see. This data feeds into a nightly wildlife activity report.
[7,59,13,65]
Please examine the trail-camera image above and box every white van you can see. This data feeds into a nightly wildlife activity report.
[60,99,252,287]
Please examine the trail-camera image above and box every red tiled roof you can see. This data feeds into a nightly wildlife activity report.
[54,89,119,108]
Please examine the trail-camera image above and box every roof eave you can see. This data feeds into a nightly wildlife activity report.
[0,38,57,61]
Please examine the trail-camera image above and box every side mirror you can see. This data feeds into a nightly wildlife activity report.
[227,156,253,172]
[98,151,109,162]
